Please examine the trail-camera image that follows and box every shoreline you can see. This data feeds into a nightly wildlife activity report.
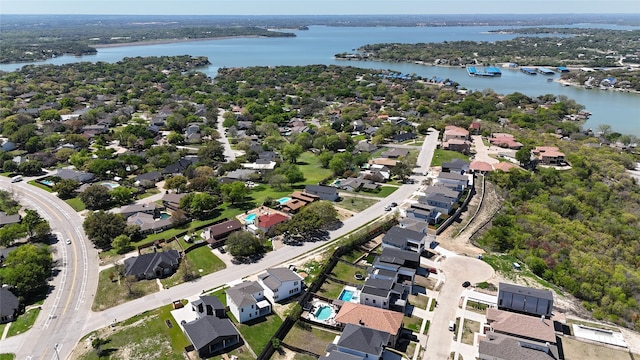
[91,35,266,48]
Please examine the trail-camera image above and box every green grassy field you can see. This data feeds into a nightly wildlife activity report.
[297,152,333,184]
[5,307,40,337]
[160,245,226,288]
[431,149,469,167]
[336,197,379,212]
[65,197,86,211]
[284,323,339,355]
[0,354,15,360]
[92,268,159,311]
[235,314,283,355]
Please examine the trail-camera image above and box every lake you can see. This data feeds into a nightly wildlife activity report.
[2,25,638,135]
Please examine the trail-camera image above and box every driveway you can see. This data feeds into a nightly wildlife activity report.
[471,135,499,165]
[423,253,494,360]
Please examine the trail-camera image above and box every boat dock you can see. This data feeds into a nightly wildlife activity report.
[520,67,537,75]
[467,66,501,77]
[556,66,570,73]
[537,67,555,75]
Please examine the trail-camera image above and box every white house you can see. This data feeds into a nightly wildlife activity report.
[257,267,304,303]
[226,281,271,323]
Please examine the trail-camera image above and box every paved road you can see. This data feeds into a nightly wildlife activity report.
[216,108,243,161]
[424,253,494,360]
[416,129,440,176]
[0,178,99,360]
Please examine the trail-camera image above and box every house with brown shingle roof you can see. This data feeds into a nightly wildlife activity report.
[443,125,469,141]
[532,146,565,166]
[335,302,404,346]
[485,308,557,344]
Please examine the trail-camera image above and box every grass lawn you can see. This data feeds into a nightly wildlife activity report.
[340,248,366,263]
[431,149,469,167]
[65,197,86,212]
[403,315,423,333]
[466,300,488,314]
[137,188,160,200]
[317,279,344,300]
[235,313,283,355]
[461,319,480,345]
[0,323,5,337]
[297,152,333,184]
[6,307,40,337]
[92,268,159,311]
[27,180,53,192]
[331,262,365,285]
[336,197,378,212]
[160,246,226,288]
[408,294,429,310]
[249,184,291,207]
[561,337,636,360]
[284,323,339,355]
[356,186,398,198]
[78,304,189,360]
[0,354,15,360]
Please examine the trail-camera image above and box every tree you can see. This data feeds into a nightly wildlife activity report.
[197,140,225,166]
[83,211,126,249]
[110,186,134,206]
[52,179,80,199]
[226,231,263,258]
[80,184,112,210]
[22,209,47,239]
[179,192,218,219]
[268,174,288,191]
[390,161,413,182]
[220,181,249,205]
[1,244,52,297]
[282,143,303,163]
[0,223,26,247]
[515,146,533,168]
[18,160,42,176]
[279,163,305,185]
[3,160,17,173]
[164,175,188,193]
[305,201,339,228]
[112,234,132,254]
[329,157,347,176]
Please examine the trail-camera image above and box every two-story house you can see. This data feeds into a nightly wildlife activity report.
[257,267,304,303]
[226,281,271,323]
[381,226,427,253]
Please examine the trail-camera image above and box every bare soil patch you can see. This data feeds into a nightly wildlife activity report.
[562,337,634,360]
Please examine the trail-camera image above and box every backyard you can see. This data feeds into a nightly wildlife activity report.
[460,319,480,345]
[430,149,469,167]
[297,152,334,185]
[330,261,366,285]
[283,323,340,356]
[317,279,344,300]
[92,268,160,311]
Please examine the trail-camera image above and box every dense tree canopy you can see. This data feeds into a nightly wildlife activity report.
[0,244,52,298]
[83,211,126,249]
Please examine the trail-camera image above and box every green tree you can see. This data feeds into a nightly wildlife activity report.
[22,209,46,239]
[390,161,413,182]
[80,184,112,210]
[515,146,533,168]
[226,231,263,258]
[0,223,26,247]
[1,244,52,297]
[220,181,249,205]
[112,234,132,254]
[17,160,42,175]
[52,179,80,199]
[179,192,218,219]
[39,109,61,122]
[3,160,17,173]
[164,175,188,193]
[197,140,225,166]
[83,211,126,249]
[110,186,134,206]
[268,174,288,191]
[304,201,339,228]
[282,143,303,163]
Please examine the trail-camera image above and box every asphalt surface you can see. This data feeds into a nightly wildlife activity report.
[0,128,442,359]
[0,178,99,360]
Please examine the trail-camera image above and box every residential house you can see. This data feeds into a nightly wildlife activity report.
[351,120,365,132]
[183,315,240,358]
[441,158,470,174]
[127,212,173,234]
[257,267,304,303]
[390,132,416,143]
[422,192,456,215]
[242,159,277,171]
[498,283,554,318]
[124,250,181,280]
[381,226,427,253]
[291,191,319,203]
[162,193,187,211]
[443,138,471,154]
[387,116,409,126]
[191,295,226,318]
[437,172,470,191]
[326,323,390,360]
[56,169,95,183]
[224,169,258,182]
[489,133,523,150]
[470,161,493,173]
[484,308,557,345]
[0,212,21,227]
[405,203,441,225]
[134,171,162,187]
[202,219,242,247]
[381,148,409,158]
[305,185,339,202]
[334,302,404,347]
[115,203,160,218]
[256,212,288,233]
[422,185,461,202]
[359,277,408,313]
[162,157,198,176]
[280,199,306,213]
[369,247,420,291]
[369,158,397,167]
[226,281,271,323]
[533,146,565,166]
[184,123,202,143]
[469,120,482,135]
[0,287,19,323]
[479,332,560,360]
[355,141,378,153]
[443,125,469,142]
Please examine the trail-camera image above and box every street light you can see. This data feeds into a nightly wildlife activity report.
[53,343,60,360]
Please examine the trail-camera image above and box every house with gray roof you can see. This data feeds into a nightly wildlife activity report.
[257,267,304,303]
[305,185,339,201]
[423,192,457,215]
[191,295,226,319]
[183,316,240,358]
[359,277,408,313]
[479,332,559,360]
[442,158,471,174]
[124,250,181,280]
[326,323,390,360]
[134,171,162,187]
[0,212,21,227]
[0,287,19,323]
[56,168,94,183]
[127,212,173,234]
[437,171,471,191]
[498,283,554,318]
[226,281,271,323]
[381,225,428,253]
[406,203,441,225]
[115,203,160,218]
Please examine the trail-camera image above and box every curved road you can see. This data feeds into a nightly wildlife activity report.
[0,179,99,360]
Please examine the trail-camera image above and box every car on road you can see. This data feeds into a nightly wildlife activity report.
[390,202,398,207]
[462,281,471,288]
[384,206,392,211]
[65,238,71,245]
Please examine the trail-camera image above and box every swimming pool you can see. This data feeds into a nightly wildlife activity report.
[39,179,55,187]
[159,212,171,220]
[314,305,333,321]
[277,197,292,205]
[101,182,120,189]
[338,289,354,302]
[245,213,257,223]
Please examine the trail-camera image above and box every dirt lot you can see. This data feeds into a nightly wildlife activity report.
[562,337,636,360]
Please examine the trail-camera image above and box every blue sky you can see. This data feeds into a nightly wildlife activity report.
[1,0,639,15]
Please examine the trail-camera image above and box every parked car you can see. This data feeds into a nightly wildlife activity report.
[462,281,471,288]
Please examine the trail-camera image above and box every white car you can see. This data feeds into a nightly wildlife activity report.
[66,239,71,245]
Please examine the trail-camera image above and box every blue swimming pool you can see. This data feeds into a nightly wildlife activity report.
[101,182,120,189]
[277,197,292,205]
[338,289,354,302]
[315,305,333,321]
[245,213,257,223]
[40,179,55,187]
[159,212,171,220]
